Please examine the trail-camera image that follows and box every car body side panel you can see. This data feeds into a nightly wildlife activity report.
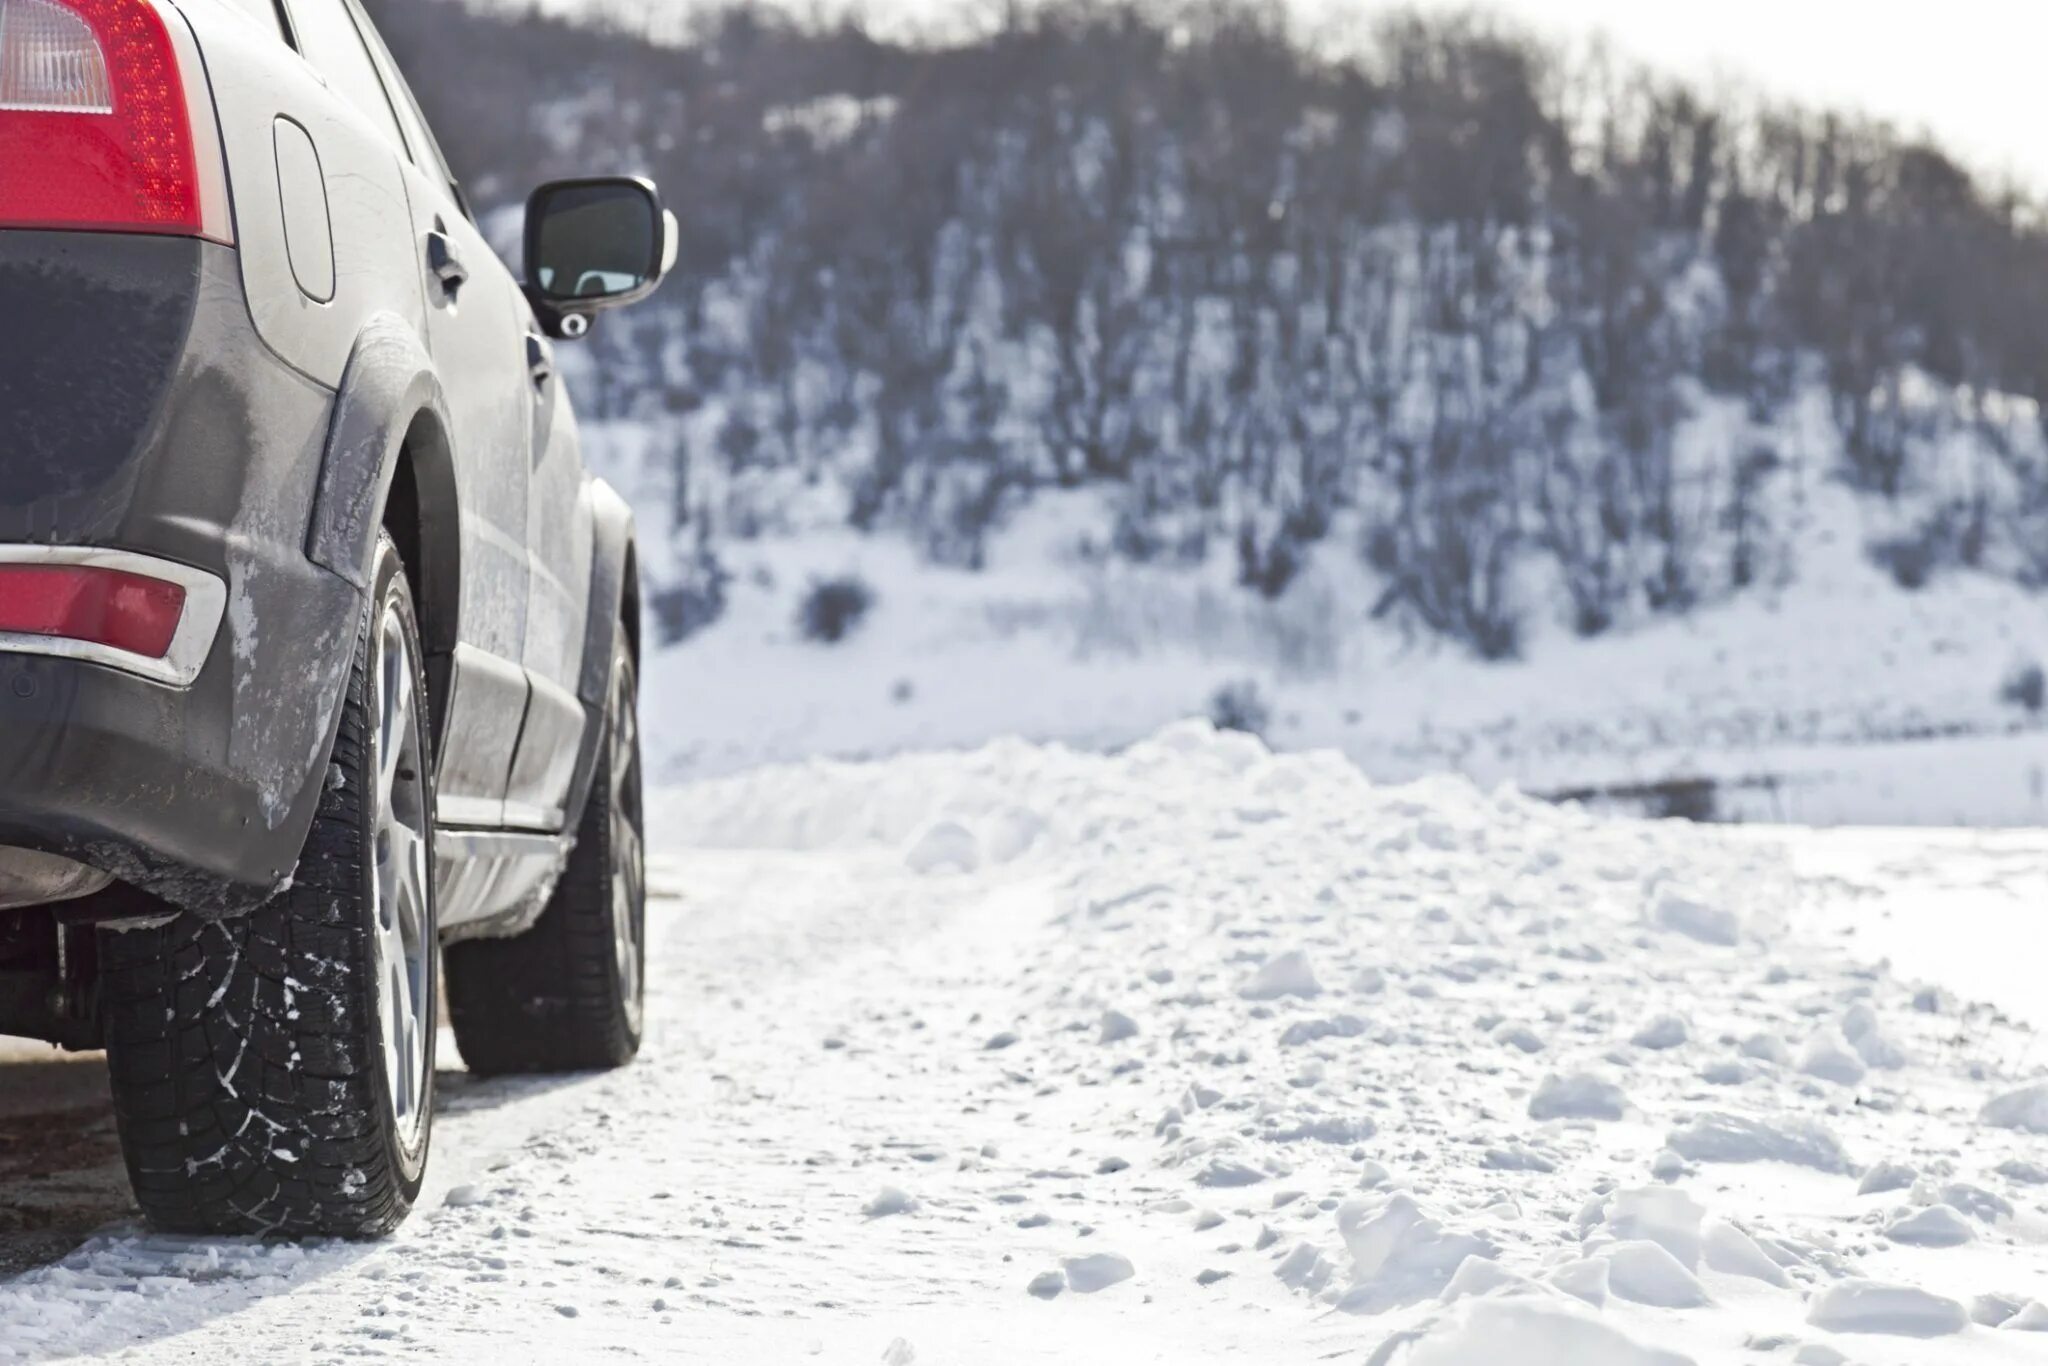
[178,0,423,389]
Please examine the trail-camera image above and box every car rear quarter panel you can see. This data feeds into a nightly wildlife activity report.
[175,0,424,387]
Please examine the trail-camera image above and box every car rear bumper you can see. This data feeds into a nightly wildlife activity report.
[0,230,360,915]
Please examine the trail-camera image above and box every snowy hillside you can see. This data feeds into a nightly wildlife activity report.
[607,439,2048,824]
[5,726,2041,1362]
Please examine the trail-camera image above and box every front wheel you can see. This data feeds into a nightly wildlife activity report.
[446,638,646,1074]
[100,533,438,1237]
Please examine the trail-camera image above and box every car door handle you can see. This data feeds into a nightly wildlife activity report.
[426,228,468,302]
[525,332,554,392]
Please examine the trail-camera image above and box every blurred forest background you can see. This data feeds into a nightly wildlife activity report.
[362,0,2048,669]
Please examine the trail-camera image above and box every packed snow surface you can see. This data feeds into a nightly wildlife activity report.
[1,723,2045,1363]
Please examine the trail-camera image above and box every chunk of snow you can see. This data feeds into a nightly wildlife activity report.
[1598,1240,1710,1308]
[1982,1081,2048,1133]
[1937,1181,2013,1223]
[1491,1022,1545,1054]
[1791,1348,1848,1366]
[903,819,979,874]
[1481,1145,1555,1174]
[1972,1292,2027,1328]
[1267,1114,1376,1144]
[1528,1071,1627,1122]
[1061,1253,1134,1294]
[1652,890,1740,946]
[1334,1192,1498,1315]
[1699,1060,1749,1086]
[2007,1301,2048,1331]
[1601,1187,1704,1267]
[1856,1160,1917,1196]
[1665,1112,1852,1173]
[1193,1157,1268,1188]
[1805,1280,1969,1338]
[1098,1009,1139,1044]
[1363,1295,1695,1366]
[863,1187,920,1218]
[1739,1033,1792,1065]
[1025,1270,1064,1300]
[1546,1258,1609,1308]
[1840,1004,1907,1069]
[1631,1015,1688,1050]
[1438,1256,1538,1304]
[1649,1148,1689,1181]
[1279,1014,1366,1047]
[1275,1242,1337,1293]
[1240,950,1321,1001]
[1883,1205,1973,1247]
[1700,1219,1791,1287]
[1796,1030,1867,1086]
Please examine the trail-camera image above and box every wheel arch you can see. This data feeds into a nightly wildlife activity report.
[307,315,459,614]
[379,413,462,661]
[308,316,463,746]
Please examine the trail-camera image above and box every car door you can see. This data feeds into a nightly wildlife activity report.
[505,307,596,833]
[316,0,538,829]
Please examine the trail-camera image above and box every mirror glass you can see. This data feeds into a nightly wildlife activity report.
[530,181,659,302]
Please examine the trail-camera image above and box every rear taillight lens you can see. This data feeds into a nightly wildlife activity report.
[0,0,212,236]
[0,564,187,659]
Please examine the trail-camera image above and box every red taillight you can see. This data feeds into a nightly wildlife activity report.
[0,564,186,659]
[0,0,204,236]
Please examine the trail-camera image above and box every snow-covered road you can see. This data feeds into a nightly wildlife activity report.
[1,724,2044,1364]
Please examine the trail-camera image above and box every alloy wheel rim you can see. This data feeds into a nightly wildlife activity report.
[370,605,433,1157]
[610,660,646,1035]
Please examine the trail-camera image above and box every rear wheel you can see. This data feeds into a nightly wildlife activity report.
[100,533,437,1237]
[446,639,645,1074]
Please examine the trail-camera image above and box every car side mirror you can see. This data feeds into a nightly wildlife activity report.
[523,176,678,338]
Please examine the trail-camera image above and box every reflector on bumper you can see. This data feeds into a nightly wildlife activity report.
[0,547,224,687]
[0,564,186,658]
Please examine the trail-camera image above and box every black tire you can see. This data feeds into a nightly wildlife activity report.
[446,639,645,1075]
[100,534,439,1237]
